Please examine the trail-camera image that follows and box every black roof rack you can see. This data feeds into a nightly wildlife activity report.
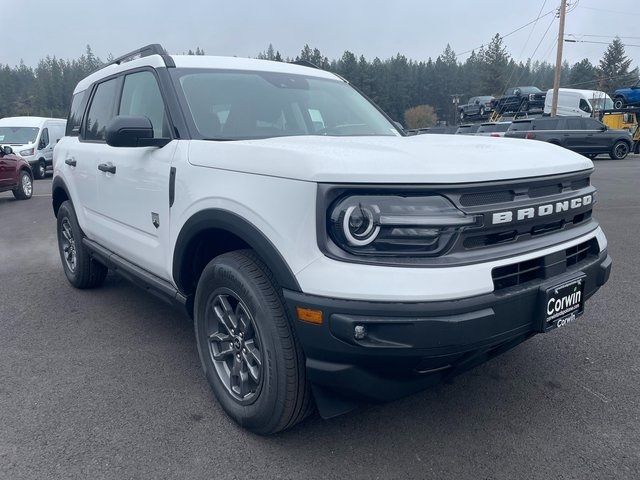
[289,60,319,69]
[109,44,175,68]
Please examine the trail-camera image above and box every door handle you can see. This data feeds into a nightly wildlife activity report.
[98,163,116,174]
[65,158,77,167]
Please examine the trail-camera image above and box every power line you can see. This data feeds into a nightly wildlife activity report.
[578,6,640,17]
[567,34,640,40]
[455,6,558,57]
[565,39,640,48]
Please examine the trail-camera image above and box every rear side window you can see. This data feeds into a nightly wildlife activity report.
[495,123,510,132]
[119,71,169,138]
[533,119,559,130]
[84,79,118,141]
[66,91,88,136]
[565,118,583,130]
[508,121,532,131]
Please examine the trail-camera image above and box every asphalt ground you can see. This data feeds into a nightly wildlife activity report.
[1,157,639,479]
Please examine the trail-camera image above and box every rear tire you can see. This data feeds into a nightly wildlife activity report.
[609,141,630,160]
[613,97,625,110]
[194,250,312,434]
[56,201,108,289]
[12,170,33,200]
[34,160,46,180]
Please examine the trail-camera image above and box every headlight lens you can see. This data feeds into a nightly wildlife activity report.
[19,148,34,156]
[329,195,479,256]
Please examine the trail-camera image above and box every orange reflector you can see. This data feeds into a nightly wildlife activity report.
[296,307,323,325]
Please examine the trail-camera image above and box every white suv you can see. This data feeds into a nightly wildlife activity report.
[52,45,612,434]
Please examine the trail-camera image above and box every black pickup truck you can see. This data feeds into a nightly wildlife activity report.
[458,96,494,120]
[491,86,546,114]
[504,116,633,159]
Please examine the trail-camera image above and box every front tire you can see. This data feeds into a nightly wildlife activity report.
[613,97,625,110]
[34,160,46,180]
[459,110,465,121]
[610,141,630,160]
[12,170,33,200]
[194,250,312,434]
[56,201,108,289]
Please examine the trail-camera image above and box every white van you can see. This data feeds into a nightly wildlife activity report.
[0,117,66,179]
[544,89,614,118]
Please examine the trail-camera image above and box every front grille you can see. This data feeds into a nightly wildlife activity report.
[528,184,562,198]
[459,190,514,206]
[492,238,599,290]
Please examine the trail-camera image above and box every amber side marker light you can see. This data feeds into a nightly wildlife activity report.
[296,307,324,325]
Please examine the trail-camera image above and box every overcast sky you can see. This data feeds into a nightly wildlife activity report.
[1,0,638,69]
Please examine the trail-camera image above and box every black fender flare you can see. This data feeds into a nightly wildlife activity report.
[51,176,71,216]
[172,209,301,293]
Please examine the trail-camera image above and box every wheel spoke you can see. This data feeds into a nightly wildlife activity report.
[212,343,234,361]
[213,295,238,334]
[236,304,253,336]
[243,339,261,366]
[209,331,231,343]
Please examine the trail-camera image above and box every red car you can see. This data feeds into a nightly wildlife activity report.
[0,146,33,200]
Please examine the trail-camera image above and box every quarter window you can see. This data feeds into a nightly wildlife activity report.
[119,71,169,138]
[84,78,118,141]
[67,92,87,136]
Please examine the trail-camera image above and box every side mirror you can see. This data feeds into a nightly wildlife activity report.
[105,116,169,148]
[2,146,13,155]
[474,99,480,105]
[600,124,607,131]
[38,140,46,150]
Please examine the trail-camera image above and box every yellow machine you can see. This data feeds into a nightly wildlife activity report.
[600,109,640,154]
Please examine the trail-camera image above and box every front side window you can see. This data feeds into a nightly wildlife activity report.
[579,99,592,113]
[585,118,604,130]
[171,69,399,140]
[119,71,169,138]
[39,128,49,149]
[565,118,583,130]
[0,126,39,144]
[84,78,118,141]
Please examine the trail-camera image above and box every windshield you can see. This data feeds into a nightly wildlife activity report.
[0,126,39,144]
[171,69,399,140]
[591,96,614,110]
[521,87,542,94]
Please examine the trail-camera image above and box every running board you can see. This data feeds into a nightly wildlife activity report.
[82,238,188,308]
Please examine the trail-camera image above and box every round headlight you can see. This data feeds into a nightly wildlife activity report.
[342,205,380,246]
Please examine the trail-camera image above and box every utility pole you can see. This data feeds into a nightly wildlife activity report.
[551,0,568,117]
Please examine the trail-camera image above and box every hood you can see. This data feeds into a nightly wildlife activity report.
[188,134,593,184]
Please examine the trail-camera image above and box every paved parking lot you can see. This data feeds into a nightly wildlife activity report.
[1,158,639,480]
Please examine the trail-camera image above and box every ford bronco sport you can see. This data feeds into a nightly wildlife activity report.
[52,45,612,434]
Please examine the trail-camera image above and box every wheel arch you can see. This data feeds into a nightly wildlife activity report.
[52,176,70,217]
[172,209,301,297]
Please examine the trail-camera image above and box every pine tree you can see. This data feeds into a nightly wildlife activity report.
[597,37,639,92]
[479,34,511,95]
[568,58,596,89]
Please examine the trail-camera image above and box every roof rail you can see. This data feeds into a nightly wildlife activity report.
[109,44,175,68]
[289,59,319,69]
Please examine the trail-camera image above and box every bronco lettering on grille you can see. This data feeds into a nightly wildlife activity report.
[491,194,592,225]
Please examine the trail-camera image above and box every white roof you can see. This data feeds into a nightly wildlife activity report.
[546,88,610,98]
[74,53,341,94]
[0,116,66,126]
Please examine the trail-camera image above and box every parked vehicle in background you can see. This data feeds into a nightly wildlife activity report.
[0,145,33,200]
[0,117,66,179]
[612,79,640,109]
[505,116,633,159]
[419,125,458,134]
[491,86,546,114]
[458,96,494,121]
[475,122,511,137]
[53,44,611,435]
[455,124,481,135]
[544,89,613,117]
[600,108,640,154]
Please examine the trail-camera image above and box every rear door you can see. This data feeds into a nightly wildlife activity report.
[562,117,587,150]
[92,69,177,277]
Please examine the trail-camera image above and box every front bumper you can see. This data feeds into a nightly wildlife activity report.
[284,249,611,411]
